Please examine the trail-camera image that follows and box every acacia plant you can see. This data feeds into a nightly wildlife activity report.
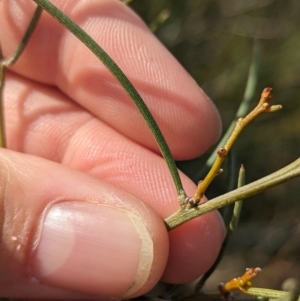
[0,1,299,300]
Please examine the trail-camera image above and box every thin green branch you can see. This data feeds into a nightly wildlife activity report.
[0,5,43,149]
[227,149,237,191]
[2,6,43,67]
[165,157,300,230]
[121,0,133,4]
[32,0,184,198]
[228,165,244,231]
[247,287,300,301]
[189,88,280,206]
[198,39,260,180]
[195,165,244,292]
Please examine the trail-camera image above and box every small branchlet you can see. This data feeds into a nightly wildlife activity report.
[278,279,300,301]
[218,267,261,296]
[195,165,245,292]
[187,88,282,207]
[216,270,300,301]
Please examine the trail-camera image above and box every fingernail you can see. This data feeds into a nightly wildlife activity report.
[31,201,153,297]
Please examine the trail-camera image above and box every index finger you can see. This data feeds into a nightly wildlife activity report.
[0,0,221,159]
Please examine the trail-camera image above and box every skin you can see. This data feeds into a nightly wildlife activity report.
[0,0,225,299]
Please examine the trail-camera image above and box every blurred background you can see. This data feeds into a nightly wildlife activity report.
[128,0,300,292]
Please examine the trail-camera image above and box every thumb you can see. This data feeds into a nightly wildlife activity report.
[0,148,169,299]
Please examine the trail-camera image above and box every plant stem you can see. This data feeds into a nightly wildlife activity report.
[247,287,300,301]
[191,88,281,205]
[150,9,171,32]
[165,157,300,230]
[2,6,43,67]
[32,0,185,199]
[0,47,6,148]
[195,165,245,292]
[199,39,260,179]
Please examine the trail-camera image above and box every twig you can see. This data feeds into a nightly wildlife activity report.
[198,39,260,179]
[0,5,43,149]
[32,0,185,200]
[165,156,300,230]
[186,87,281,207]
[0,46,6,148]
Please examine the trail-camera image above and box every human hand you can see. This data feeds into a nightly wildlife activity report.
[0,0,224,299]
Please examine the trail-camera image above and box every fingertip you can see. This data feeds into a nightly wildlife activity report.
[31,202,168,298]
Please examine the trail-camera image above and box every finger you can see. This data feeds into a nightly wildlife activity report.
[0,0,221,159]
[0,148,169,299]
[4,71,225,283]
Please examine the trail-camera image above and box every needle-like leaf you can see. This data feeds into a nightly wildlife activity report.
[32,0,185,198]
